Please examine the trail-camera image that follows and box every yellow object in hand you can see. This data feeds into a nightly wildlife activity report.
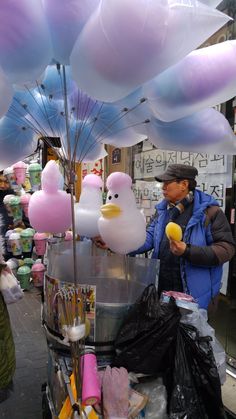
[165,222,182,242]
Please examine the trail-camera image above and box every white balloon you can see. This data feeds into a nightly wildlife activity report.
[98,172,146,254]
[75,174,103,238]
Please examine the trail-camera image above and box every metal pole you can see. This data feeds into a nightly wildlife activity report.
[62,65,83,414]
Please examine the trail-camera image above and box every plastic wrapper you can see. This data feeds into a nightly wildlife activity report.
[181,309,226,384]
[135,377,168,419]
[113,284,181,374]
[161,290,199,312]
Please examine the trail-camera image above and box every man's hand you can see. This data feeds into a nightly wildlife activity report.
[169,239,186,256]
[92,235,108,250]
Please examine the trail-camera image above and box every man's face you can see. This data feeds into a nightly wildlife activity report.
[162,179,189,203]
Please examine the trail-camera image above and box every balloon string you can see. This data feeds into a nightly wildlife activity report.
[71,96,101,163]
[8,65,149,166]
[79,99,148,162]
[9,101,69,174]
[73,102,105,163]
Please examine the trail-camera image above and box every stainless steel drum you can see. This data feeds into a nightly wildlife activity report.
[43,241,158,361]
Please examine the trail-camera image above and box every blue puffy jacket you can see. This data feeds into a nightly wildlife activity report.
[133,189,235,309]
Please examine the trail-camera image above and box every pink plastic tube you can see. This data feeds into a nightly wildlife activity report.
[81,353,101,406]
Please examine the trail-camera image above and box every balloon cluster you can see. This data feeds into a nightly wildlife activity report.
[0,0,235,167]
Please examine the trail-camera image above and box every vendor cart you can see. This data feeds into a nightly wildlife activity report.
[41,239,158,418]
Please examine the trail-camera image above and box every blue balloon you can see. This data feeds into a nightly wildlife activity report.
[113,88,153,138]
[8,92,67,139]
[40,65,76,100]
[8,89,40,118]
[0,115,35,170]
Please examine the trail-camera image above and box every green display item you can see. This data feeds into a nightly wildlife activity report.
[9,197,22,221]
[20,231,33,253]
[28,163,42,172]
[24,228,35,236]
[9,196,20,206]
[29,163,42,186]
[23,258,34,268]
[17,266,31,290]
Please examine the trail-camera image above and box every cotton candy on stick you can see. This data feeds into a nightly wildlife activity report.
[98,172,146,254]
[28,160,71,233]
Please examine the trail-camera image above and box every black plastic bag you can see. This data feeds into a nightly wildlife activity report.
[169,324,207,418]
[113,284,181,374]
[170,323,226,419]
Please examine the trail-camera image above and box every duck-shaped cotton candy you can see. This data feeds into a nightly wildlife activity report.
[28,161,71,233]
[98,172,146,254]
[75,174,103,238]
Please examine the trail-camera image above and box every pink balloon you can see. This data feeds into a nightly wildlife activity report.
[28,161,71,233]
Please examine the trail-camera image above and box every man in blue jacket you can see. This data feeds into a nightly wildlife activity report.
[132,164,235,310]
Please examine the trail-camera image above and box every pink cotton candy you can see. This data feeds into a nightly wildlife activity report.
[13,161,27,169]
[41,160,61,193]
[28,161,72,234]
[13,161,27,185]
[33,232,47,241]
[106,172,132,191]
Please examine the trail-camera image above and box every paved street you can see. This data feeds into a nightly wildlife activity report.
[0,288,48,419]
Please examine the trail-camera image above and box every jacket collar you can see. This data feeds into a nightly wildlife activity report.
[156,189,219,227]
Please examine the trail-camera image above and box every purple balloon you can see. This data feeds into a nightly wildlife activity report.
[71,0,230,102]
[145,108,236,154]
[0,0,52,84]
[43,0,100,64]
[143,40,236,122]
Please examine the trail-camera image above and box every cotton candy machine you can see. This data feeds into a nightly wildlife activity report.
[43,240,158,363]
